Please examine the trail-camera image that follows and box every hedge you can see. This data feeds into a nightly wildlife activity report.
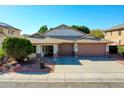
[2,37,34,62]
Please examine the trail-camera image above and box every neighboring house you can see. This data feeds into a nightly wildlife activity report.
[0,22,21,45]
[27,24,111,57]
[105,23,124,54]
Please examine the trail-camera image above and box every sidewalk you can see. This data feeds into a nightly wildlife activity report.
[1,71,124,87]
[1,82,124,88]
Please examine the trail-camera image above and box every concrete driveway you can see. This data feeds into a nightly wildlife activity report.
[51,56,124,82]
[53,56,124,73]
[1,56,124,87]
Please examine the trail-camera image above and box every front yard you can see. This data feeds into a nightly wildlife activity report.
[1,55,124,87]
[13,58,55,73]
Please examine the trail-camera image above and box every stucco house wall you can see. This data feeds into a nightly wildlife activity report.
[0,24,21,46]
[105,30,124,45]
[105,23,124,45]
[0,28,20,37]
[0,34,4,45]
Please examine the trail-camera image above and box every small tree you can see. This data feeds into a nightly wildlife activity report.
[2,37,34,62]
[72,25,90,34]
[38,25,48,33]
[90,29,104,38]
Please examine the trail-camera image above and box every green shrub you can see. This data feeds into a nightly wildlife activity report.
[118,46,124,56]
[0,47,5,57]
[2,37,34,62]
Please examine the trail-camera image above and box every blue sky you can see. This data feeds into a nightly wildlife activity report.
[0,5,124,34]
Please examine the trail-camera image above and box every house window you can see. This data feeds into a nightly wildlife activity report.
[8,30,15,35]
[118,30,121,36]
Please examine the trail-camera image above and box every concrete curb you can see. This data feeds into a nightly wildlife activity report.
[0,82,124,88]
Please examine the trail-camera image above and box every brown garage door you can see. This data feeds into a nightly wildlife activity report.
[59,43,74,56]
[77,43,106,56]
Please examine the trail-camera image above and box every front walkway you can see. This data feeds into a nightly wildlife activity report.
[1,56,124,87]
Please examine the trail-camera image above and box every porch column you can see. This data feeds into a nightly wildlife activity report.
[36,45,41,58]
[105,45,109,56]
[40,45,44,57]
[53,44,58,57]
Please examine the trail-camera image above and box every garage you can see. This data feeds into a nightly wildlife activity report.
[59,43,74,56]
[76,43,106,56]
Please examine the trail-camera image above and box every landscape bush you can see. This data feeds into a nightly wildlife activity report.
[118,46,124,56]
[2,37,34,62]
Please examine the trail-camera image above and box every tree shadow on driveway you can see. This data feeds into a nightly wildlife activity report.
[45,56,82,65]
[15,72,49,75]
[78,56,116,62]
[45,56,121,65]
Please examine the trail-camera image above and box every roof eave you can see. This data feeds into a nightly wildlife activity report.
[76,41,113,43]
[0,26,22,31]
[105,28,124,32]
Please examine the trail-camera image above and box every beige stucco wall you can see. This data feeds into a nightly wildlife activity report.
[0,33,6,45]
[0,34,3,45]
[105,30,124,45]
[0,27,20,45]
[1,28,20,37]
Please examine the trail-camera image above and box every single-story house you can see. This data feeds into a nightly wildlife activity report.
[27,24,112,57]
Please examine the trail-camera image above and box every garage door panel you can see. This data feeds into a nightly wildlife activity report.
[77,44,106,56]
[59,44,73,56]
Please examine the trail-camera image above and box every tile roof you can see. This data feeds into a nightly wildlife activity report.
[105,23,124,32]
[27,34,112,44]
[27,24,112,44]
[28,32,47,39]
[43,24,87,35]
[75,34,111,43]
[49,36,83,40]
[0,22,21,31]
[27,37,73,44]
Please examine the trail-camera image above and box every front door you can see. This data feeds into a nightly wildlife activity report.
[43,45,53,57]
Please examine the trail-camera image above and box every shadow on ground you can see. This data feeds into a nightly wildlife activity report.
[44,56,119,65]
[15,72,49,75]
[45,56,81,65]
[78,56,116,61]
